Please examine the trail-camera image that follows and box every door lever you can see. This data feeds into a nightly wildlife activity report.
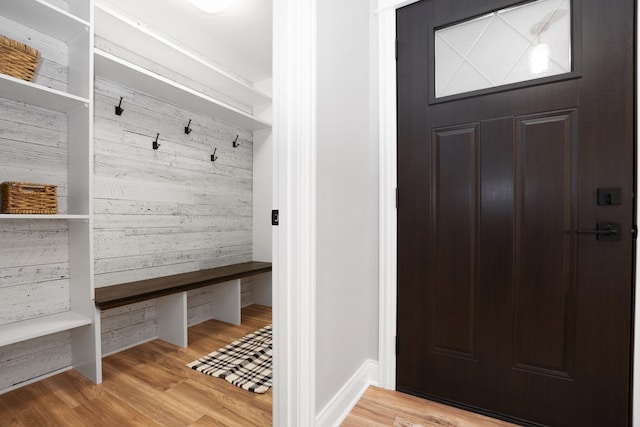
[576,223,621,241]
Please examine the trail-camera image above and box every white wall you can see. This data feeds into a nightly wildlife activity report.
[253,129,273,262]
[252,128,273,306]
[252,77,273,306]
[315,0,379,411]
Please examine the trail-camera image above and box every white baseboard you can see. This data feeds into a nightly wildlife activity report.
[315,359,379,427]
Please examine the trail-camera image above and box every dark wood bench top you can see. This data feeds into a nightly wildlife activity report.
[95,261,272,310]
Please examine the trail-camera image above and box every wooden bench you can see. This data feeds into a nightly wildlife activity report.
[94,261,272,348]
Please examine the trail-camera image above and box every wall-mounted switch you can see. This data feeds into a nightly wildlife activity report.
[272,210,279,226]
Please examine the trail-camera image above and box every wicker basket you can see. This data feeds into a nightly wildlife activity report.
[0,35,41,82]
[1,182,57,214]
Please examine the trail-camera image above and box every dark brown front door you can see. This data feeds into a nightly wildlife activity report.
[396,1,635,426]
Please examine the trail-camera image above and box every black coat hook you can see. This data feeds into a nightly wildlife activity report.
[115,97,124,115]
[184,119,192,134]
[211,147,218,162]
[153,133,160,150]
[232,135,239,147]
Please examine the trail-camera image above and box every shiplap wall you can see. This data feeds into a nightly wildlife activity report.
[94,76,255,354]
[0,16,73,390]
[0,16,69,93]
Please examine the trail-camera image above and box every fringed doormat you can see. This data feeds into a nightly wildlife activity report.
[187,325,272,394]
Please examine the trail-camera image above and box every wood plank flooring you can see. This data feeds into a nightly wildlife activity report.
[0,305,272,427]
[3,306,520,427]
[342,386,519,427]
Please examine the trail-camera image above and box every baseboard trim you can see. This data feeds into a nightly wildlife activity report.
[315,359,379,427]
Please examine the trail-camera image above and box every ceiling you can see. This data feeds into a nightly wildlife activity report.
[98,0,273,84]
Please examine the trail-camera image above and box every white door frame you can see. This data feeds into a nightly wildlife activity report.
[376,1,639,424]
[272,0,317,425]
[376,1,400,390]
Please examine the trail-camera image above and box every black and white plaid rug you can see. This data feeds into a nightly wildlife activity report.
[187,324,272,394]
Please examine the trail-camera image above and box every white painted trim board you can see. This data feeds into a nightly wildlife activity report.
[377,6,398,391]
[272,0,318,425]
[315,359,379,427]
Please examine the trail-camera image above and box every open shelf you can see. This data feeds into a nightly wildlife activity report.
[0,0,99,387]
[1,0,89,42]
[0,311,92,348]
[0,74,89,113]
[94,49,272,131]
[94,4,271,109]
[0,214,89,220]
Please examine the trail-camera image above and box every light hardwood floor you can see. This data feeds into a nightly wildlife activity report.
[0,305,272,427]
[342,386,519,427]
[3,306,518,427]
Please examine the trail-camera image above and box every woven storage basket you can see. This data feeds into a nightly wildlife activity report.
[0,35,41,82]
[1,182,57,214]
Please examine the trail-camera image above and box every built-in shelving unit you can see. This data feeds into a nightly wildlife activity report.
[0,0,100,388]
[94,49,271,131]
[1,0,90,42]
[94,4,271,110]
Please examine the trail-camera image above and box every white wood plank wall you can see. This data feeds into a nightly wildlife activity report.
[94,77,254,354]
[0,221,71,324]
[0,17,71,390]
[0,16,69,93]
[0,332,72,391]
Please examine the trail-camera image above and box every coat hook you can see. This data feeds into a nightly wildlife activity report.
[211,147,218,162]
[153,133,161,150]
[184,119,192,134]
[232,135,239,147]
[115,97,124,116]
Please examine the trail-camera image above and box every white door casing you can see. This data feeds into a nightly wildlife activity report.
[272,0,317,425]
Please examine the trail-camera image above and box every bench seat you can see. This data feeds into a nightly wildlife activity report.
[94,261,272,349]
[95,261,272,310]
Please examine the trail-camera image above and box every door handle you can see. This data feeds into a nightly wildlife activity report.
[576,223,621,241]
